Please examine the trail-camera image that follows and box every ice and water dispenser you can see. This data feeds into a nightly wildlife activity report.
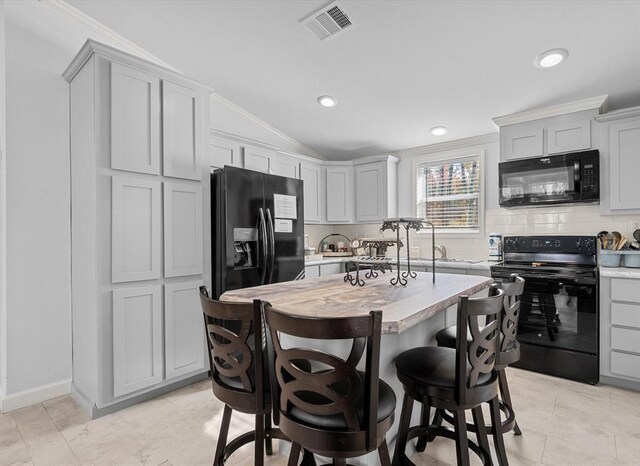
[233,228,258,269]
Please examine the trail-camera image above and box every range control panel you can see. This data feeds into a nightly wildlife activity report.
[503,236,596,254]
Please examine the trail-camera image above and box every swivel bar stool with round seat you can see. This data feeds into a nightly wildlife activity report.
[423,273,525,452]
[199,286,290,465]
[393,289,506,466]
[263,305,396,465]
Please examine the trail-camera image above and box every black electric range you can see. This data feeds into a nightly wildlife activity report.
[491,235,599,384]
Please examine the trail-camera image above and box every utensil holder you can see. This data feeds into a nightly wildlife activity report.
[622,251,640,268]
[600,250,623,267]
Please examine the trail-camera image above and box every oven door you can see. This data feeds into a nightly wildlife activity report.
[498,272,598,355]
[498,152,596,207]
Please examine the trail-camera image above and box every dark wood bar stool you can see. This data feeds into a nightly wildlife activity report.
[426,274,525,448]
[393,290,506,466]
[199,286,289,466]
[263,305,396,465]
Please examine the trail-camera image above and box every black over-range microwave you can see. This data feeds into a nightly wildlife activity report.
[498,150,599,208]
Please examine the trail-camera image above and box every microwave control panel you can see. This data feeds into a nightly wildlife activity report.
[581,162,597,193]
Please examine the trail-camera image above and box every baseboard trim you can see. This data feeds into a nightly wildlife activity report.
[72,372,209,419]
[600,374,640,391]
[1,379,71,413]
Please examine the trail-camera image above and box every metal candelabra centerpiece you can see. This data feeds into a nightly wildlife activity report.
[380,217,436,286]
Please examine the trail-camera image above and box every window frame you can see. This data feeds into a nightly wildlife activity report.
[412,149,485,238]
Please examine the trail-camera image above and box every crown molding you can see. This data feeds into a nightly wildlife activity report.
[62,39,213,93]
[41,0,177,71]
[210,93,326,160]
[352,154,400,165]
[389,133,499,159]
[594,105,640,122]
[492,95,609,127]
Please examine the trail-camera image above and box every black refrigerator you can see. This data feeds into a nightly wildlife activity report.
[211,166,305,299]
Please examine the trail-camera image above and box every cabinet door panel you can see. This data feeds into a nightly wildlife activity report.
[305,265,320,279]
[611,327,640,353]
[113,286,162,397]
[111,63,160,174]
[355,163,384,222]
[165,281,205,379]
[276,154,300,179]
[164,182,203,277]
[325,166,353,223]
[547,120,591,154]
[300,162,323,223]
[611,278,640,303]
[320,262,342,276]
[609,120,640,210]
[163,81,202,180]
[112,177,161,283]
[504,127,544,160]
[243,145,276,173]
[209,137,241,169]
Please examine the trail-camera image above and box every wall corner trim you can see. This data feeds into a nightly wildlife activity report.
[1,379,71,413]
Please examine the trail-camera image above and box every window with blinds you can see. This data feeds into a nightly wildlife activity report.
[416,156,481,232]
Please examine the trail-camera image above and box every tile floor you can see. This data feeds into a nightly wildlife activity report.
[1,368,640,465]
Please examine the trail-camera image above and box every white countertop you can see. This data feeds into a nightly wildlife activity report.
[599,266,640,279]
[304,256,493,271]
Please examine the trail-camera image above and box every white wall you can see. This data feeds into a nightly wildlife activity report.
[210,94,323,159]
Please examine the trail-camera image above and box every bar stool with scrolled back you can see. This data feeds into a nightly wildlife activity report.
[393,289,506,466]
[199,286,290,466]
[263,304,396,465]
[421,273,525,454]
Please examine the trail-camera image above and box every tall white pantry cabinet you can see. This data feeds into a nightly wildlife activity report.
[64,40,212,417]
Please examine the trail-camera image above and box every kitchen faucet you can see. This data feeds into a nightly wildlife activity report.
[434,244,447,259]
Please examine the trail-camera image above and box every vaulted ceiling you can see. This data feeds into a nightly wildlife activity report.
[66,0,640,160]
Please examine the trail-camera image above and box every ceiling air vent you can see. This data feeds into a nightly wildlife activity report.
[301,1,355,42]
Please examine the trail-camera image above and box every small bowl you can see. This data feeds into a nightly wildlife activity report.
[600,250,623,267]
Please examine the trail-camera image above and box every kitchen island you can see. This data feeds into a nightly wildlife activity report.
[221,271,493,464]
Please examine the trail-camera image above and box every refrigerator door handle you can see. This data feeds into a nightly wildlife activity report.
[258,208,268,285]
[266,208,276,284]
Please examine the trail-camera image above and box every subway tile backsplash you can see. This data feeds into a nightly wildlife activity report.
[305,205,640,261]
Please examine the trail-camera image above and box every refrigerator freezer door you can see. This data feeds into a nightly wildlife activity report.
[212,166,266,298]
[264,174,304,284]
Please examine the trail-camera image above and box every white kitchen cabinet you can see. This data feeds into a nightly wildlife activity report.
[164,281,206,379]
[110,63,160,175]
[275,152,301,179]
[209,136,241,169]
[300,161,324,223]
[163,182,203,278]
[320,262,343,276]
[65,40,211,417]
[162,81,205,180]
[325,164,353,223]
[546,120,591,155]
[494,102,605,161]
[111,176,162,283]
[354,156,398,223]
[112,286,163,397]
[503,126,544,160]
[243,145,276,173]
[600,276,640,386]
[608,118,640,210]
[304,265,320,279]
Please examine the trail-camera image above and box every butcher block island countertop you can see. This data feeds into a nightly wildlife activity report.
[220,271,493,334]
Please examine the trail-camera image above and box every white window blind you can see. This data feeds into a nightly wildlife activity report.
[416,156,480,231]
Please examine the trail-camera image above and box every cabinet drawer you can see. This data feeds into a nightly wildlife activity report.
[611,278,640,303]
[611,327,640,353]
[611,302,640,328]
[611,351,640,380]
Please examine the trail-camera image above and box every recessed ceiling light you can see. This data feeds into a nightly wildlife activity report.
[317,95,338,107]
[535,48,568,68]
[430,126,448,136]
